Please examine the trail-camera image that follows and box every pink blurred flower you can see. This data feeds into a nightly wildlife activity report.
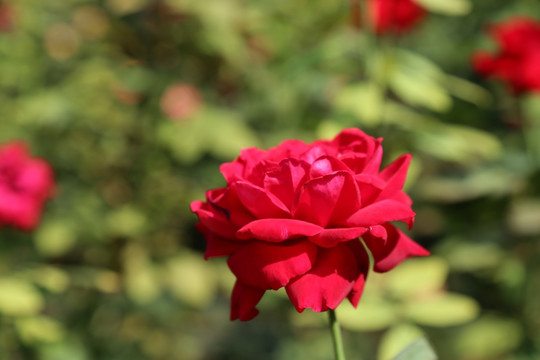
[160,84,202,121]
[0,141,55,231]
[0,3,14,32]
[370,0,426,35]
[472,17,540,94]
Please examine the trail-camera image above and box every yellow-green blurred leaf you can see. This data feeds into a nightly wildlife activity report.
[378,323,426,360]
[337,299,396,332]
[455,316,523,359]
[413,125,502,164]
[391,338,438,360]
[404,293,479,327]
[107,205,148,238]
[415,0,472,15]
[507,198,540,235]
[123,244,160,304]
[165,251,217,308]
[0,278,44,316]
[334,82,384,126]
[386,257,449,299]
[31,266,70,293]
[34,220,77,257]
[16,316,65,344]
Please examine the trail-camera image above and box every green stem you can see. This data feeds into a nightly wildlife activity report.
[328,309,346,360]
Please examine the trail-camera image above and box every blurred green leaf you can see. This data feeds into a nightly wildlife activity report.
[123,244,160,304]
[403,293,479,327]
[378,323,426,360]
[34,220,77,257]
[415,0,472,16]
[455,316,523,359]
[337,299,396,331]
[164,251,217,308]
[391,338,438,360]
[385,257,449,299]
[334,82,384,126]
[0,278,44,316]
[15,316,65,344]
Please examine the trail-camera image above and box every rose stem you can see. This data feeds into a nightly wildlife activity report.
[328,309,347,360]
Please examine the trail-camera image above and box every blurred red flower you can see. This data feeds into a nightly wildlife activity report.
[473,17,540,94]
[160,83,202,121]
[0,141,55,231]
[191,128,429,321]
[0,3,14,32]
[369,0,426,35]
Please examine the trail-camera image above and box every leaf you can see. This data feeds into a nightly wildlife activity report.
[413,125,502,164]
[404,293,479,327]
[123,244,160,304]
[385,257,449,299]
[333,82,384,126]
[378,323,426,360]
[391,338,438,360]
[0,278,44,316]
[389,51,452,112]
[414,0,472,16]
[337,299,396,331]
[455,316,523,359]
[165,251,217,308]
[34,220,77,257]
[15,316,65,344]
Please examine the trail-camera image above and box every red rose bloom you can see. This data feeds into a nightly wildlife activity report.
[472,17,540,94]
[0,141,55,230]
[369,0,426,35]
[0,3,14,33]
[191,128,429,321]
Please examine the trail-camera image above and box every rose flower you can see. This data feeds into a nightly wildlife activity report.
[191,128,429,321]
[0,141,55,230]
[472,17,540,94]
[369,0,426,35]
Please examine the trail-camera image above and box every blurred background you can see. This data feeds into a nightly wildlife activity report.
[1,0,540,359]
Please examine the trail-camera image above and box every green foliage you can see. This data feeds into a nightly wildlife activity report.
[1,0,540,359]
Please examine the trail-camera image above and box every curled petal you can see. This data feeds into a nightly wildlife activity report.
[235,181,290,219]
[345,200,415,228]
[295,171,360,227]
[228,241,317,290]
[286,244,358,312]
[377,154,411,201]
[308,227,368,248]
[236,219,322,242]
[264,159,310,210]
[230,281,266,321]
[196,224,242,259]
[363,223,429,273]
[190,200,238,239]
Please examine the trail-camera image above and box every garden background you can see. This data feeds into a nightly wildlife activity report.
[1,0,540,359]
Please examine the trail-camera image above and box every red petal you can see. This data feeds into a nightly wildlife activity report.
[190,200,238,239]
[236,219,322,242]
[346,240,370,307]
[345,200,415,227]
[308,227,368,248]
[285,243,358,312]
[235,181,290,219]
[264,159,310,210]
[377,154,411,201]
[294,171,360,227]
[196,224,242,259]
[230,281,266,321]
[227,240,317,290]
[363,224,429,273]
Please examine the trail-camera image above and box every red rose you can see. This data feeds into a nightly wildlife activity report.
[0,141,55,230]
[369,0,426,35]
[191,128,429,321]
[472,17,540,94]
[0,3,14,33]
